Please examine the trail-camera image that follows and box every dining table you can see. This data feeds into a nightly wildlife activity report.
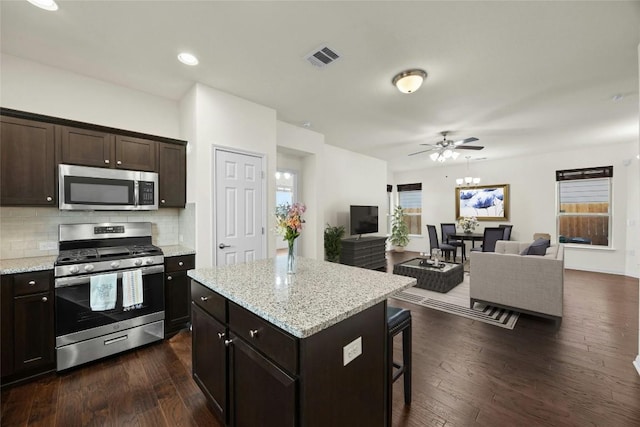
[449,232,485,249]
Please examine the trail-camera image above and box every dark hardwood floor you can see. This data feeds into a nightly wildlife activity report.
[2,251,639,426]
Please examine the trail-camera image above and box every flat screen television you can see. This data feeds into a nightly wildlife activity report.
[350,205,379,236]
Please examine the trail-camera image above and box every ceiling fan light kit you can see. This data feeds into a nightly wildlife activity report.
[408,131,485,161]
[392,69,427,93]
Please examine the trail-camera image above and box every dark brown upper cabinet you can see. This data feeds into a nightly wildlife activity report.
[60,127,158,172]
[115,135,158,172]
[159,142,186,207]
[1,108,187,208]
[0,116,56,206]
[59,125,115,168]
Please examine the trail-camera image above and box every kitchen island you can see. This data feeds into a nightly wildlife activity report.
[188,256,415,427]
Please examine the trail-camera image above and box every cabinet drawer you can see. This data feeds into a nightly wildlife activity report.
[166,255,195,272]
[228,302,298,374]
[13,271,51,296]
[191,280,226,322]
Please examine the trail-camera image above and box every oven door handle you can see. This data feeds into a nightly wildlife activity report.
[54,265,164,288]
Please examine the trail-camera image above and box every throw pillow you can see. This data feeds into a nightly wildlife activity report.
[527,238,550,256]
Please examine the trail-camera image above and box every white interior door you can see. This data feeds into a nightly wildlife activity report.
[214,149,265,266]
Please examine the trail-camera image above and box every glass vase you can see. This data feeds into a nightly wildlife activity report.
[287,239,296,274]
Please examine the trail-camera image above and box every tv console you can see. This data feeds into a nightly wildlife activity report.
[340,236,387,270]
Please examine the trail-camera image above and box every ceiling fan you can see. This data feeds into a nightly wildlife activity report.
[408,131,484,162]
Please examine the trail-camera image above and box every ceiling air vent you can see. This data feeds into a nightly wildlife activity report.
[304,45,341,68]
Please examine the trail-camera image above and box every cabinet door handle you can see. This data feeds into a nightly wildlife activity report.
[41,296,48,302]
[28,280,36,286]
[46,196,52,202]
[167,275,172,281]
[249,329,259,338]
[104,159,110,164]
[224,339,234,347]
[117,160,122,165]
[200,296,209,302]
[178,261,183,267]
[161,199,166,204]
[217,332,225,340]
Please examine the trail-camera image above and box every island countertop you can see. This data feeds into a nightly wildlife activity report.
[187,256,415,338]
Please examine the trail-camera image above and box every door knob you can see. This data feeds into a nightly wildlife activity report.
[218,243,230,249]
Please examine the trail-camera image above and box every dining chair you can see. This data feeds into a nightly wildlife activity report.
[470,227,505,253]
[498,224,513,241]
[441,223,466,261]
[426,225,456,261]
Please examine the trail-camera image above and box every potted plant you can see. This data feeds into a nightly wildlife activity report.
[324,224,346,262]
[389,205,410,251]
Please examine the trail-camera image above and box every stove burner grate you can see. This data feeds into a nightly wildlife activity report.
[56,249,99,264]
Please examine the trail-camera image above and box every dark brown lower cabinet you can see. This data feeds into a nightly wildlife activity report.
[229,334,296,427]
[164,254,195,337]
[191,279,387,427]
[1,271,55,386]
[192,303,228,423]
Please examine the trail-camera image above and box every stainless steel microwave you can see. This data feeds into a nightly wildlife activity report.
[59,164,158,211]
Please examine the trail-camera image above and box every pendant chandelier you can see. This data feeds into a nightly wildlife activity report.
[456,156,480,186]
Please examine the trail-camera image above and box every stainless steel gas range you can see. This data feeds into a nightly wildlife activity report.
[54,222,165,371]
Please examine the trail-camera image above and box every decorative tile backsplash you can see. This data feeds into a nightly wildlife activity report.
[0,207,183,259]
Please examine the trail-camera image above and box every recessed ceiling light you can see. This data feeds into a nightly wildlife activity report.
[302,121,312,128]
[27,0,58,11]
[612,94,624,102]
[177,53,199,66]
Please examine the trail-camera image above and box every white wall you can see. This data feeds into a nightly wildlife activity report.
[393,141,639,277]
[323,145,389,237]
[634,43,640,378]
[276,151,303,250]
[276,121,325,260]
[179,83,277,268]
[0,54,180,139]
[0,55,185,257]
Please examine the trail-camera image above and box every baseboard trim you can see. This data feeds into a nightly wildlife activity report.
[634,355,640,377]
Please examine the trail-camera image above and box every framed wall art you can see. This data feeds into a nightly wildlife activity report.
[455,184,509,221]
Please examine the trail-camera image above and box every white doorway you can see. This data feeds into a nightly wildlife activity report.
[213,147,266,266]
[275,170,298,252]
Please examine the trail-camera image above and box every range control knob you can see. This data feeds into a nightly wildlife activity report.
[134,259,143,266]
[84,264,95,272]
[69,265,79,274]
[110,261,120,269]
[145,258,154,265]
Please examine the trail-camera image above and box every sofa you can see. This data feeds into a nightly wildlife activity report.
[470,240,564,325]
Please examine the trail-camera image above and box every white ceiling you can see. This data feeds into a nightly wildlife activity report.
[1,1,639,172]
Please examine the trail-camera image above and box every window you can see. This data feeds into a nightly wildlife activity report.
[397,183,422,235]
[556,166,612,247]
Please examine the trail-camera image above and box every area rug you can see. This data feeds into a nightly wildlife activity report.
[391,273,519,329]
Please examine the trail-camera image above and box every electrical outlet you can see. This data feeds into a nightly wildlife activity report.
[343,337,362,366]
[39,241,57,251]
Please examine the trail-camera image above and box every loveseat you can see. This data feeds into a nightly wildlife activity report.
[469,240,564,325]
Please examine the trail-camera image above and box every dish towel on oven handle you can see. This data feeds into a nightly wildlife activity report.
[122,269,144,311]
[90,273,117,311]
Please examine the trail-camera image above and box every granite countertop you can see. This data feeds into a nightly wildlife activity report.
[0,256,57,275]
[0,245,195,275]
[160,245,196,258]
[187,257,416,339]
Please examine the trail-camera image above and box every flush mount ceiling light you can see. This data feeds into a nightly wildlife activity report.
[27,0,58,11]
[177,52,199,66]
[392,69,427,93]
